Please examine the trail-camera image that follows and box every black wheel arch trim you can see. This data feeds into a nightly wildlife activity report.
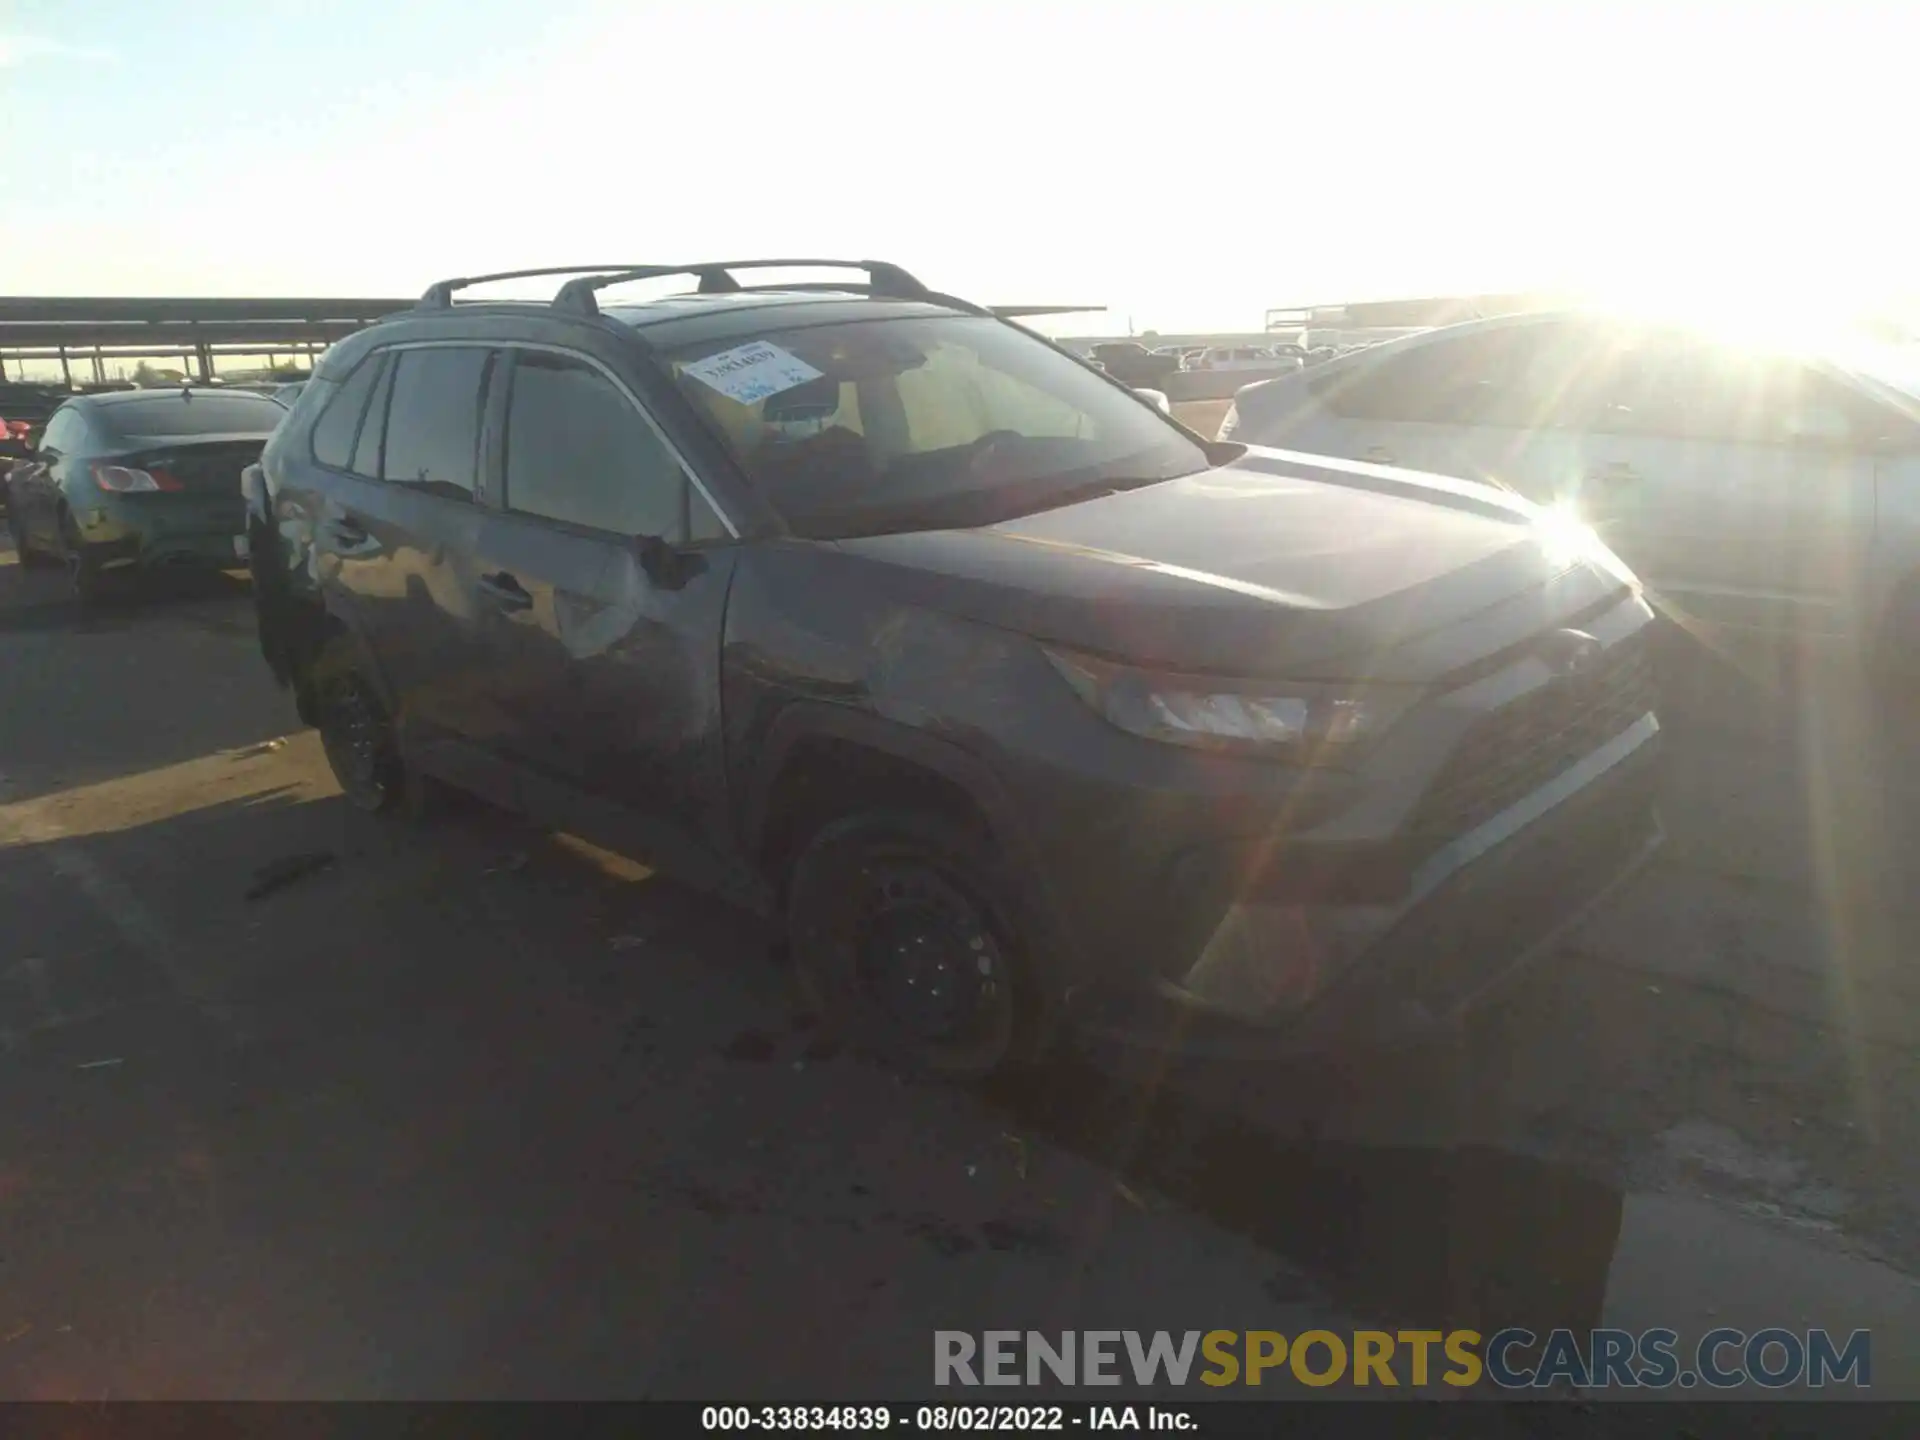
[314,593,401,716]
[743,702,1089,990]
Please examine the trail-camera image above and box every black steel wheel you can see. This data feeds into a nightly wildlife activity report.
[786,810,1047,1079]
[311,638,406,813]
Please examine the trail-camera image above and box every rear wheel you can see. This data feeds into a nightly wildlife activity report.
[7,502,55,568]
[785,809,1048,1080]
[309,636,410,814]
[59,509,113,605]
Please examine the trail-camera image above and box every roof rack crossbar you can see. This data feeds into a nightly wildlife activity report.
[549,259,932,316]
[690,279,990,318]
[416,265,663,309]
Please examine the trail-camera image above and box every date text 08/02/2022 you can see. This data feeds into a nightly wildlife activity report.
[701,1406,1189,1432]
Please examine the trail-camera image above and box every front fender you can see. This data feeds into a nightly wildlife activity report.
[743,701,1088,990]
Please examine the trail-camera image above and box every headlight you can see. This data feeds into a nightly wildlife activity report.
[1045,647,1418,761]
[1216,402,1240,440]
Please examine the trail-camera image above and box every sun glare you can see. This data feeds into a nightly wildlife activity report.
[1579,280,1876,360]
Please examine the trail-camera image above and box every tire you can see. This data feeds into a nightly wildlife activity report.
[7,503,55,568]
[247,517,295,681]
[785,809,1050,1080]
[308,634,413,815]
[58,509,115,605]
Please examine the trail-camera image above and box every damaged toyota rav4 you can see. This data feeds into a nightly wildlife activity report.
[245,259,1663,1079]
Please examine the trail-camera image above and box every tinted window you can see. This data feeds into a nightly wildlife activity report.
[380,347,490,499]
[353,356,397,477]
[665,315,1207,539]
[96,393,284,440]
[1458,324,1629,430]
[1323,324,1620,430]
[1596,344,1885,449]
[1320,340,1488,423]
[310,354,385,470]
[503,352,707,540]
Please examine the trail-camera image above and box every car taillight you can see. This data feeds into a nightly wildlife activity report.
[92,462,183,492]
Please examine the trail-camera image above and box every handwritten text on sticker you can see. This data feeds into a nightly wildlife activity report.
[683,342,825,405]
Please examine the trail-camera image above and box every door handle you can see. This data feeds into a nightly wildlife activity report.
[323,516,370,547]
[477,571,533,613]
[1363,446,1397,465]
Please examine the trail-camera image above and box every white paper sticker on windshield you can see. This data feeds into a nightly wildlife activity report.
[682,341,824,405]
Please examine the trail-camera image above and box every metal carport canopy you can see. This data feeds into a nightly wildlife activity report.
[0,296,413,325]
[0,296,417,380]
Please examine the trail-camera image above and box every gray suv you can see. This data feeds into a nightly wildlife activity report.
[245,259,1663,1079]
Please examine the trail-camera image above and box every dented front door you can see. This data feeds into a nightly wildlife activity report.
[464,346,739,854]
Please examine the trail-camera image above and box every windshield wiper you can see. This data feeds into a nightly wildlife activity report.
[984,470,1189,522]
[800,470,1192,539]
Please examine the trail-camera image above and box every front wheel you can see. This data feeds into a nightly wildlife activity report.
[786,810,1049,1080]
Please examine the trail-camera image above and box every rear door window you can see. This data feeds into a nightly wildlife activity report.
[379,347,491,500]
[1324,324,1616,431]
[1595,344,1887,450]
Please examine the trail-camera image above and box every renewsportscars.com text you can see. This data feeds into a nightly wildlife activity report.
[934,1328,1871,1390]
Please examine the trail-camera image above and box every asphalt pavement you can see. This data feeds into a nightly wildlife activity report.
[2,536,1918,1401]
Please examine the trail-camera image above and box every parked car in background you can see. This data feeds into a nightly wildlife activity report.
[0,382,73,511]
[4,386,284,600]
[1189,345,1302,373]
[1220,310,1920,668]
[245,257,1661,1081]
[1088,341,1180,389]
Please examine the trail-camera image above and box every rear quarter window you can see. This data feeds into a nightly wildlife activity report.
[309,354,386,471]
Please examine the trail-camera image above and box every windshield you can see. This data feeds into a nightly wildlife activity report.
[662,315,1210,538]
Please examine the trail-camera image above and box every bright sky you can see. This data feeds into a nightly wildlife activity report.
[1,0,1915,334]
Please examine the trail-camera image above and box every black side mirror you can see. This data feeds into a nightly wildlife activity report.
[634,533,702,591]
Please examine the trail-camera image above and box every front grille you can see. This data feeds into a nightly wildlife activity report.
[1411,630,1655,842]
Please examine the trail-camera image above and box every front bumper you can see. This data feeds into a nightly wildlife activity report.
[1060,714,1664,1058]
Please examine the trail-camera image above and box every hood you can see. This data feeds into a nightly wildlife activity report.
[832,447,1611,680]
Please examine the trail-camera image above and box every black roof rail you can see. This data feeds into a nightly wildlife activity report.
[681,278,990,318]
[550,259,932,316]
[416,265,660,309]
